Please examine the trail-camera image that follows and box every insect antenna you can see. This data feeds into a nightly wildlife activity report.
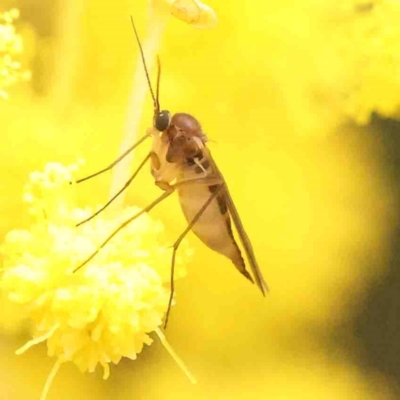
[156,56,161,107]
[72,19,157,188]
[130,16,160,114]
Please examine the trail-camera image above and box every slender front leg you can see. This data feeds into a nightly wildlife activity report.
[76,153,151,227]
[73,187,174,273]
[76,133,151,184]
[164,182,224,329]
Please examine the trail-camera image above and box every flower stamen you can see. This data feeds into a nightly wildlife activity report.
[155,327,196,384]
[15,324,60,355]
[40,358,64,400]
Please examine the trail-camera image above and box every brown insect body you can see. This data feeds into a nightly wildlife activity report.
[150,112,266,291]
[74,19,267,328]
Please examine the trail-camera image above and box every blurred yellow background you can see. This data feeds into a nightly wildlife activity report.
[1,0,399,399]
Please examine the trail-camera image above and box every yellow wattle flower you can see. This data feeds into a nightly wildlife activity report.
[165,0,217,28]
[0,8,30,99]
[336,0,400,123]
[1,162,195,398]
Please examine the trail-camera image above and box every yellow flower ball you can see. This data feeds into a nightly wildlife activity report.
[0,9,30,99]
[1,162,192,380]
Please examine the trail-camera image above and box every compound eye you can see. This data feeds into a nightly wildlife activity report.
[155,110,171,131]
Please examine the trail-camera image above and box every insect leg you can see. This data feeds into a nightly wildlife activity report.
[73,188,174,273]
[76,133,151,184]
[164,183,224,329]
[76,153,151,227]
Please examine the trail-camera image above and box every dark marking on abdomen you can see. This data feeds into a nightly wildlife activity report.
[208,184,227,214]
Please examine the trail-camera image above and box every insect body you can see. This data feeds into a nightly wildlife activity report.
[74,18,268,327]
[150,112,267,291]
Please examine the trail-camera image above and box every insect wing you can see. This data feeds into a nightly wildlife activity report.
[210,155,269,295]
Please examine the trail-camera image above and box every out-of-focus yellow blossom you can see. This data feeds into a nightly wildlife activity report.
[0,9,30,99]
[334,0,400,123]
[160,0,217,28]
[0,162,192,384]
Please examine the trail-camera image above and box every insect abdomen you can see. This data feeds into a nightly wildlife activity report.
[177,183,254,283]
